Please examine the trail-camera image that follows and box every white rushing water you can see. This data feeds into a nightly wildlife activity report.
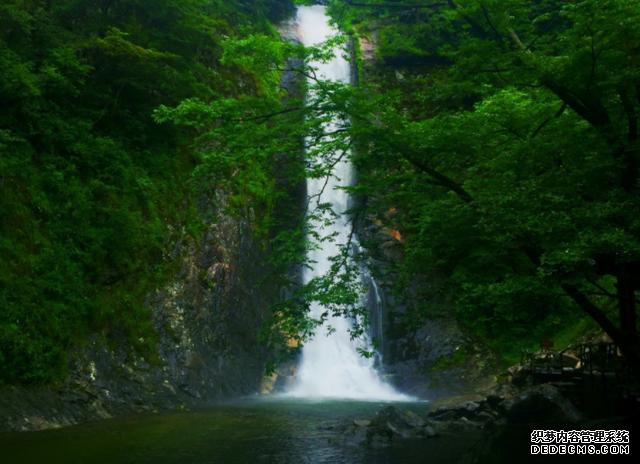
[285,5,407,401]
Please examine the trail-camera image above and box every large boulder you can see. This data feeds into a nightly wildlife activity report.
[500,384,583,424]
[368,406,432,439]
[426,394,500,431]
[338,406,436,447]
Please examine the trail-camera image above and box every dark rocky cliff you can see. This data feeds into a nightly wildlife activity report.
[0,191,279,432]
[359,216,498,400]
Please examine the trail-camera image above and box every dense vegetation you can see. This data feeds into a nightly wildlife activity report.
[3,0,640,384]
[0,0,294,383]
[324,0,640,364]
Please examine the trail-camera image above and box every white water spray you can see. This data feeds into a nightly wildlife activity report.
[285,5,407,401]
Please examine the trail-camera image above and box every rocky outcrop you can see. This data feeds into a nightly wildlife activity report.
[383,318,498,398]
[426,383,583,428]
[0,192,280,432]
[334,382,583,449]
[335,406,437,448]
[497,383,584,424]
[355,210,498,398]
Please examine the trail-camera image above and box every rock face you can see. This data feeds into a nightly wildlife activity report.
[383,318,498,398]
[335,383,583,449]
[0,192,280,432]
[356,210,498,398]
[426,383,583,428]
[338,406,437,447]
[499,384,584,424]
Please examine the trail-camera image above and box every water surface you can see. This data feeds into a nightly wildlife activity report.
[1,398,484,464]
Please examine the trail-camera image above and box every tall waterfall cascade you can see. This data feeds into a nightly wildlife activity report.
[285,5,408,401]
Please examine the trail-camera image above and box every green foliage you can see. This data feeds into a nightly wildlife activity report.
[4,0,639,383]
[0,0,293,384]
[323,0,640,362]
[156,48,373,363]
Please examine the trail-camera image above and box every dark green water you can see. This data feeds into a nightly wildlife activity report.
[0,398,485,464]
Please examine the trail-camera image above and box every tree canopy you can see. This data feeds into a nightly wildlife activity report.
[323,0,640,364]
[2,0,640,384]
[0,0,294,383]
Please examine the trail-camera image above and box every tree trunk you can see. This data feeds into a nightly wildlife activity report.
[563,283,640,370]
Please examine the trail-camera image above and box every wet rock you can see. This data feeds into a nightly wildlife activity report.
[430,416,484,434]
[465,401,480,413]
[358,207,500,398]
[370,406,412,436]
[486,394,503,410]
[402,410,426,428]
[427,394,488,422]
[367,406,437,442]
[423,424,437,437]
[337,406,437,448]
[501,384,583,424]
[23,416,63,431]
[331,422,367,447]
[424,380,584,431]
[352,424,369,445]
[353,419,371,427]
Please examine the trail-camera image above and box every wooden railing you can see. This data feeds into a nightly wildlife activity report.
[520,342,626,380]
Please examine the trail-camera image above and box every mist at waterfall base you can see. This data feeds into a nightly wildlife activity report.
[283,5,408,402]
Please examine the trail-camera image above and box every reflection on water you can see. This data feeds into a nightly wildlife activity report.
[0,398,484,464]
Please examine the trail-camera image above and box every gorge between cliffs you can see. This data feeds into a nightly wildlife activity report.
[1,1,640,463]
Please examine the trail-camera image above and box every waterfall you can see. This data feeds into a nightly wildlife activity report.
[370,275,385,362]
[285,5,407,401]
